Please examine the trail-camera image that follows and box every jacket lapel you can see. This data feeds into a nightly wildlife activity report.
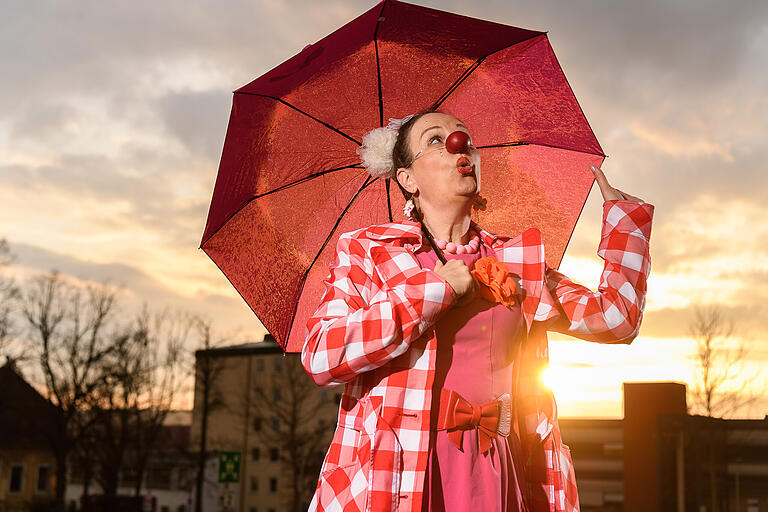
[475,224,545,335]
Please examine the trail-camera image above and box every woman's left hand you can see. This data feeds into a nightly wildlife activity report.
[590,165,644,202]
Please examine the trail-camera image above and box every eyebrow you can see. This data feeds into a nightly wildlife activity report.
[419,123,468,142]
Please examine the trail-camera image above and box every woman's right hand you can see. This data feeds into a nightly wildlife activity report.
[434,259,477,306]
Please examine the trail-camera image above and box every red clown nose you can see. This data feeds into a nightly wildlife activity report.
[445,131,470,154]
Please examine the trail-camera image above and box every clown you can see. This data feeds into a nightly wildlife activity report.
[302,108,654,512]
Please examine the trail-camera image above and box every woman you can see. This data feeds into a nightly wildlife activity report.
[301,108,654,512]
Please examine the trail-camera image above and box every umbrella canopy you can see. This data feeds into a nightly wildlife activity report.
[200,0,605,352]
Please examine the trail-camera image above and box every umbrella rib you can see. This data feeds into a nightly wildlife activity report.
[431,58,486,109]
[285,174,376,344]
[375,40,384,127]
[373,3,386,127]
[476,142,528,149]
[199,164,365,248]
[254,164,366,199]
[234,91,362,146]
[477,140,605,157]
[431,32,547,110]
[303,174,376,280]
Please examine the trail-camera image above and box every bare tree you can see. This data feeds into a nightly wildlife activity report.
[249,353,337,512]
[688,304,766,512]
[128,306,187,499]
[87,305,188,505]
[20,271,119,512]
[689,304,763,418]
[0,238,21,363]
[192,317,229,512]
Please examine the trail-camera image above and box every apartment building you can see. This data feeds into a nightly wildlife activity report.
[191,335,339,512]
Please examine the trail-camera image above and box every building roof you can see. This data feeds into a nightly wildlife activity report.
[0,363,60,450]
[195,334,288,358]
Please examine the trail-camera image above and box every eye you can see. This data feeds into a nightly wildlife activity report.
[428,135,443,145]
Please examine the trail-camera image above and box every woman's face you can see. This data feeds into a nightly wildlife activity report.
[397,112,481,210]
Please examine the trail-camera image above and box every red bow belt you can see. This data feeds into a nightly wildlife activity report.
[436,388,512,454]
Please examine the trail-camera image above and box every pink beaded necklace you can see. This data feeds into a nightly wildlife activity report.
[433,230,481,255]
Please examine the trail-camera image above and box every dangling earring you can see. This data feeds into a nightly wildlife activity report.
[403,195,416,219]
[473,194,487,211]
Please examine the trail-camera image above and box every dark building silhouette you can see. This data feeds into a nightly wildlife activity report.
[561,381,768,512]
[0,362,59,509]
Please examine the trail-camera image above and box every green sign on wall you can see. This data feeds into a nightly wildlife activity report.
[218,451,241,483]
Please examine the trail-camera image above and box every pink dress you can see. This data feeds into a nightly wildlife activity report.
[415,241,528,512]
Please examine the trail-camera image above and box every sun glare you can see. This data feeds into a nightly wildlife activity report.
[540,366,559,392]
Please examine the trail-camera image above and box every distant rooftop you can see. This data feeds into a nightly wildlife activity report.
[195,333,286,358]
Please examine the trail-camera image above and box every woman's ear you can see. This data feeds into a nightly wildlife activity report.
[396,167,418,195]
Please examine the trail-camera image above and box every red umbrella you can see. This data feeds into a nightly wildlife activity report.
[200,0,605,352]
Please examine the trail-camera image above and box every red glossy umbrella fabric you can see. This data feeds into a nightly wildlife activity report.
[200,0,605,352]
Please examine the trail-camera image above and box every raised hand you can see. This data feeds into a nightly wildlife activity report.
[590,165,644,202]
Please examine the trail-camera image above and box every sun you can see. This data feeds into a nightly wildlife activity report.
[540,365,563,393]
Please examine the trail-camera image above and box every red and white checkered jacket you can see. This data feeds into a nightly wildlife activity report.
[302,200,654,512]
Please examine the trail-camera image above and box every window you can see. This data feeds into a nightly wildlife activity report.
[36,466,50,493]
[272,387,282,401]
[269,477,278,493]
[121,467,139,488]
[269,448,279,462]
[271,416,280,431]
[253,416,262,432]
[273,357,283,374]
[147,468,172,490]
[9,465,23,493]
[249,507,259,512]
[250,476,259,492]
[251,447,260,461]
[334,393,342,405]
[316,419,327,434]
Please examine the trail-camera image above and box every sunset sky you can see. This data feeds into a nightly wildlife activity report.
[1,0,766,417]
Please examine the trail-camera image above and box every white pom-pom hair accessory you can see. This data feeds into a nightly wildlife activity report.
[356,114,415,179]
[356,127,398,178]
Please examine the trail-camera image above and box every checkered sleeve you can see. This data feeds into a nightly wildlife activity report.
[302,232,456,386]
[536,200,654,343]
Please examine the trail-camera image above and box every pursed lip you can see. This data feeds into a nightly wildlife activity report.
[456,156,473,175]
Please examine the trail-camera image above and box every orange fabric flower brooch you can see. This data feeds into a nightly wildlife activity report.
[471,256,519,307]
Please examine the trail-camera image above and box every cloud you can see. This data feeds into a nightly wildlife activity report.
[640,305,768,343]
[9,102,80,146]
[9,240,265,339]
[153,90,231,161]
[0,147,216,249]
[0,0,357,114]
